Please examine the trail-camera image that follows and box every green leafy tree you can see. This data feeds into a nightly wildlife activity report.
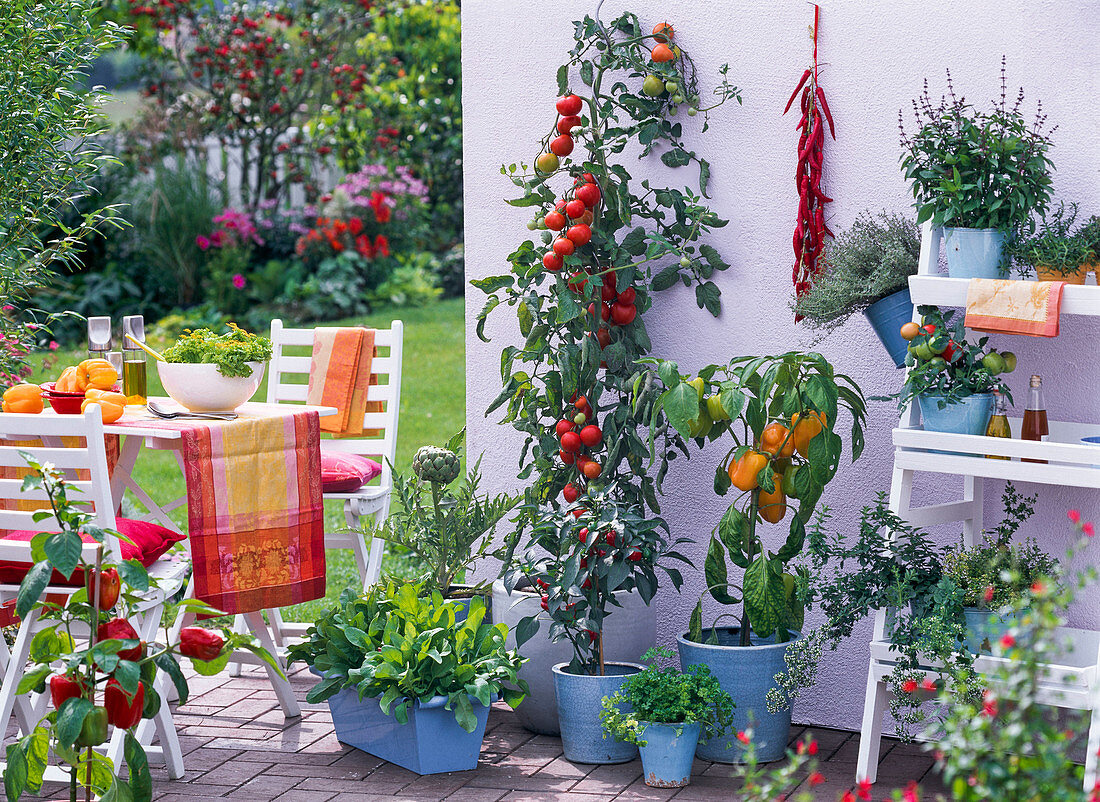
[0,0,125,385]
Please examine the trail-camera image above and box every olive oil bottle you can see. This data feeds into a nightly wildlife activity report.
[122,315,147,405]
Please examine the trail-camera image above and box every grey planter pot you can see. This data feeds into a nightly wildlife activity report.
[962,607,1024,653]
[552,662,642,764]
[677,628,800,764]
[492,580,656,735]
[943,227,1006,278]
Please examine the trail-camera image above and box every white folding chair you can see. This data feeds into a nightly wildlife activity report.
[266,319,404,593]
[0,408,189,782]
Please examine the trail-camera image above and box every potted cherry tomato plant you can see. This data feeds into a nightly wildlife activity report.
[476,10,740,736]
[896,306,1014,435]
[645,352,866,763]
[6,456,278,802]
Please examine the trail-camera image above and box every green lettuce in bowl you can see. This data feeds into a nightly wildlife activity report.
[162,324,273,378]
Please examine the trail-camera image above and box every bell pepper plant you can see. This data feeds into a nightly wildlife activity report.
[476,11,739,675]
[645,352,866,647]
[6,455,277,802]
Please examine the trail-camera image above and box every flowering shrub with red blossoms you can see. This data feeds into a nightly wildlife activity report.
[295,216,391,267]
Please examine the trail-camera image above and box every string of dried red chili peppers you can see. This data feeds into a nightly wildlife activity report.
[786,4,835,316]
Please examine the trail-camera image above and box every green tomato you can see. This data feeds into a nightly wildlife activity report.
[671,94,684,104]
[982,352,1006,375]
[664,81,679,93]
[680,256,692,268]
[1001,351,1018,373]
[687,107,698,117]
[910,342,933,362]
[928,334,948,354]
[928,356,947,372]
[526,220,538,231]
[642,75,666,97]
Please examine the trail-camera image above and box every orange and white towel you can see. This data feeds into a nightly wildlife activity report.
[964,278,1065,338]
[306,327,381,437]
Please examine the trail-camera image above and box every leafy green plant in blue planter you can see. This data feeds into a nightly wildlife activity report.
[288,581,528,774]
[600,647,733,787]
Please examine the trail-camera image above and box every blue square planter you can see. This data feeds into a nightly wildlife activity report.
[327,687,491,775]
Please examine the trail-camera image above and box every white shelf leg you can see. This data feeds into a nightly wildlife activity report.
[961,475,984,548]
[856,662,888,784]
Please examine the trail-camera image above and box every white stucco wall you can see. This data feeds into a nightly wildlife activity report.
[462,0,1100,731]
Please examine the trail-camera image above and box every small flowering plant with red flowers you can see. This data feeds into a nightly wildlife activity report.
[6,457,282,802]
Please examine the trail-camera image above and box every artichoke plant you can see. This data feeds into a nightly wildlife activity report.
[412,445,461,485]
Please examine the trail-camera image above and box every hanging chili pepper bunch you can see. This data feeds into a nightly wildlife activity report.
[785,5,835,312]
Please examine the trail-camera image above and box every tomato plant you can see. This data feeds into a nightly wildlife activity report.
[477,11,739,674]
[645,352,866,647]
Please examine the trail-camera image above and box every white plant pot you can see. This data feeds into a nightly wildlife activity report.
[492,579,656,735]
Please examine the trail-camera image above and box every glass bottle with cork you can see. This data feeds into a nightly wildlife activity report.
[1021,374,1048,464]
[121,315,148,406]
[985,389,1012,459]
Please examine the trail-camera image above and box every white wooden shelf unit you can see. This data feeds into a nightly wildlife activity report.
[855,222,1100,792]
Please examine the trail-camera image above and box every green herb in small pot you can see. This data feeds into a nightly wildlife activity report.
[1011,202,1094,277]
[162,323,273,378]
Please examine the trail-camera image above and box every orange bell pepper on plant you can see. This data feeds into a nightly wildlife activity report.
[54,366,87,394]
[82,389,127,424]
[791,410,828,457]
[2,383,43,414]
[78,358,118,391]
[758,477,787,524]
[760,421,795,459]
[727,449,768,492]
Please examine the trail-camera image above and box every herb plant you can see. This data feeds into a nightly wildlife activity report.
[1011,202,1093,276]
[893,306,1012,411]
[369,430,519,596]
[289,582,527,733]
[899,59,1054,232]
[792,212,920,333]
[477,11,738,676]
[647,352,866,648]
[1079,215,1100,263]
[599,647,733,746]
[161,323,273,377]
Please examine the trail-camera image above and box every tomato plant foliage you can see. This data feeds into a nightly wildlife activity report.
[475,11,739,674]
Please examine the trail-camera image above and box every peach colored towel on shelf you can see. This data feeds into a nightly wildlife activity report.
[964,278,1066,338]
[306,327,381,437]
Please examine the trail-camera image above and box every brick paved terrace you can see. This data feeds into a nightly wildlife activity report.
[30,665,948,801]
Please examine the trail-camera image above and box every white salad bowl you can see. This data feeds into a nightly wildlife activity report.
[156,361,266,413]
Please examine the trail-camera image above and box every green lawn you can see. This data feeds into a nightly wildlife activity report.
[27,298,465,621]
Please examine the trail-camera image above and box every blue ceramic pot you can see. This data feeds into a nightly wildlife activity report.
[326,686,491,774]
[962,608,1024,654]
[637,721,702,788]
[553,662,642,764]
[917,393,994,435]
[865,287,914,369]
[677,629,799,763]
[943,227,1006,279]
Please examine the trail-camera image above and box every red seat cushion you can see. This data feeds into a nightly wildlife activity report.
[0,518,186,585]
[321,451,382,493]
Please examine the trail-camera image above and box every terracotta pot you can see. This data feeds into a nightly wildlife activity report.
[1035,263,1088,284]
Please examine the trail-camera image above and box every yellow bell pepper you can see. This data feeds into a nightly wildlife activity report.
[2,384,44,414]
[54,366,87,394]
[81,389,127,424]
[78,359,118,391]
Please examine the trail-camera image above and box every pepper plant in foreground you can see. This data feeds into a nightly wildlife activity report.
[476,12,739,674]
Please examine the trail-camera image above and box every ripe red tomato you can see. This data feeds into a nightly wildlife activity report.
[610,302,637,325]
[559,449,575,464]
[583,460,601,479]
[550,134,574,157]
[596,327,611,349]
[568,273,587,293]
[557,115,581,135]
[580,209,594,225]
[650,43,674,62]
[600,273,617,301]
[543,252,564,271]
[556,94,583,116]
[573,394,590,412]
[567,224,592,246]
[563,483,580,503]
[555,419,574,437]
[587,302,610,322]
[544,211,566,231]
[579,425,602,447]
[560,431,582,453]
[652,22,674,41]
[617,286,636,305]
[565,199,587,219]
[575,183,601,207]
[553,237,575,257]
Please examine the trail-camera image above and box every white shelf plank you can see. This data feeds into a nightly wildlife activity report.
[909,275,1100,316]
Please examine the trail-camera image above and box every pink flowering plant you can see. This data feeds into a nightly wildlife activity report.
[195,208,265,316]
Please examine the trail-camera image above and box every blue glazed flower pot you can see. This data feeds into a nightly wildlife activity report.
[917,393,994,435]
[326,687,491,774]
[943,227,1006,278]
[677,629,799,764]
[865,287,914,369]
[962,608,1024,654]
[553,662,642,764]
[637,721,702,788]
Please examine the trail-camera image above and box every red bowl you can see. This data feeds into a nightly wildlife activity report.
[41,382,85,415]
